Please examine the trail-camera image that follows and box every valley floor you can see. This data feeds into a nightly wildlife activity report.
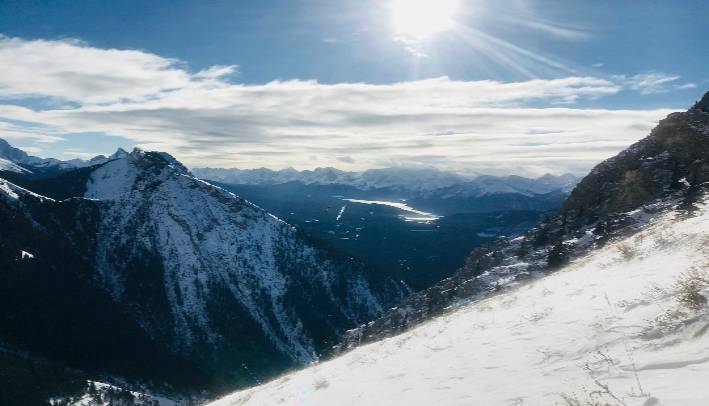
[207,200,709,406]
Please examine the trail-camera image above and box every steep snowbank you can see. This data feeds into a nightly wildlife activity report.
[208,198,709,406]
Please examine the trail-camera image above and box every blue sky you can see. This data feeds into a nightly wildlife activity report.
[0,0,706,175]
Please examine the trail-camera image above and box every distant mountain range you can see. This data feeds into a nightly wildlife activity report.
[0,138,127,175]
[192,166,579,197]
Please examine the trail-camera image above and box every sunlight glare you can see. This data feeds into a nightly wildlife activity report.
[391,0,460,39]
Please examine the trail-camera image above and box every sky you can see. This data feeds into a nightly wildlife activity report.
[0,0,707,176]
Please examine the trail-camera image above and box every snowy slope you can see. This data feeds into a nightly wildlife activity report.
[54,381,181,406]
[208,197,709,406]
[0,157,31,173]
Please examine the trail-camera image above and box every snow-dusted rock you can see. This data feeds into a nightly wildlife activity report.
[79,149,408,381]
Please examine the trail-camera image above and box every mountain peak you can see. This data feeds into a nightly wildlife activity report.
[110,148,130,159]
[691,90,709,113]
[0,138,29,162]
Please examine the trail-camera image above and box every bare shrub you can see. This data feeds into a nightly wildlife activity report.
[675,268,709,310]
[642,266,709,338]
[615,243,635,261]
[559,388,625,406]
[313,378,329,390]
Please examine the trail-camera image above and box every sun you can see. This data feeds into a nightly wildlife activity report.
[391,0,459,39]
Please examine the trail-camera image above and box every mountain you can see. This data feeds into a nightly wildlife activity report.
[192,166,578,198]
[0,138,76,173]
[208,195,709,405]
[0,143,408,400]
[428,173,579,198]
[336,91,709,350]
[0,138,115,177]
[81,149,408,376]
[191,166,467,193]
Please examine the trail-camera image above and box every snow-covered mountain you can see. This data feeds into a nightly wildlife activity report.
[0,144,408,396]
[192,166,577,196]
[0,138,76,172]
[429,173,579,199]
[208,195,709,406]
[83,149,407,368]
[0,138,113,174]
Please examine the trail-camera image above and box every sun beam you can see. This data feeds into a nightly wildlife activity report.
[391,0,460,39]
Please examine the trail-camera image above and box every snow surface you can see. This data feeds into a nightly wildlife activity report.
[0,157,30,173]
[0,177,54,202]
[0,178,20,199]
[208,198,709,406]
[53,381,180,406]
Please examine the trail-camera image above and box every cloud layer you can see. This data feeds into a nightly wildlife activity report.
[0,36,676,176]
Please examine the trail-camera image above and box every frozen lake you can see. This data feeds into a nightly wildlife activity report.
[342,198,441,222]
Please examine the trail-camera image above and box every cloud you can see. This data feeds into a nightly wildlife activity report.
[676,83,697,90]
[0,35,220,103]
[514,19,591,41]
[194,65,239,79]
[336,155,356,164]
[619,72,681,95]
[0,36,675,176]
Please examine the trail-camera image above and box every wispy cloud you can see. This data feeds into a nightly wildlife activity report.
[0,36,675,176]
[618,72,681,95]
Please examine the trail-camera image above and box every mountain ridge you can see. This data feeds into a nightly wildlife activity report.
[192,166,579,196]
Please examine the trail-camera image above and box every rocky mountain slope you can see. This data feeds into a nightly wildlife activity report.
[81,149,408,380]
[0,144,408,400]
[337,91,709,350]
[209,194,709,406]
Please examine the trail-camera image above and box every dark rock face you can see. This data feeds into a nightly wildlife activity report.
[562,105,709,224]
[0,185,207,393]
[693,90,709,113]
[338,94,709,352]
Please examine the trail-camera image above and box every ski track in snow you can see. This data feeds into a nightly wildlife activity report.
[208,198,709,406]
